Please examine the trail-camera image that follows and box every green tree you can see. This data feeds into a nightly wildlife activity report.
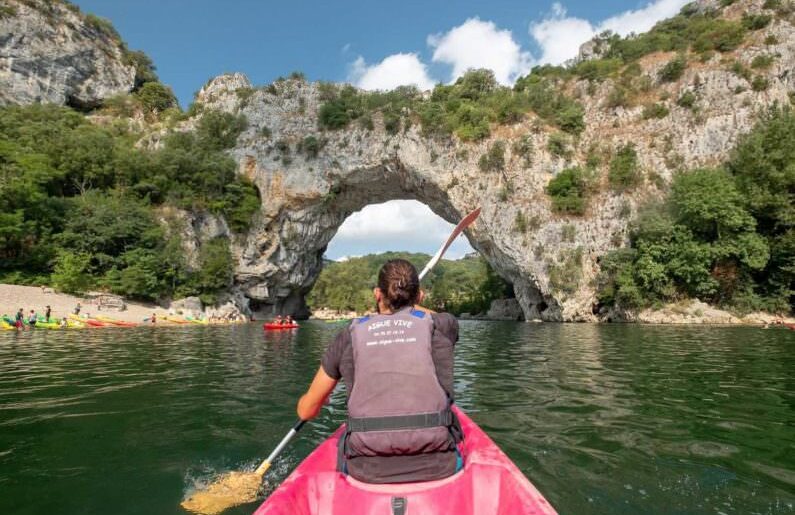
[135,82,177,113]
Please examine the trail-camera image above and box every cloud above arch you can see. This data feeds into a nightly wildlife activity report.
[349,53,435,91]
[428,18,532,85]
[347,0,691,91]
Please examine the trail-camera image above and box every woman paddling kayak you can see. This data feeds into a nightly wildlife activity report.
[296,258,462,484]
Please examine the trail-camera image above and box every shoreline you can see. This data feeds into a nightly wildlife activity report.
[0,284,244,328]
[2,284,791,328]
[311,298,794,327]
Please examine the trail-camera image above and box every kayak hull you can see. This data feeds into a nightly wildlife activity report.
[263,323,299,330]
[254,406,556,515]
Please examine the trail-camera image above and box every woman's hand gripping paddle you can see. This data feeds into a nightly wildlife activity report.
[180,207,480,514]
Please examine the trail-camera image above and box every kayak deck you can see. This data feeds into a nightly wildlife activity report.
[254,406,556,515]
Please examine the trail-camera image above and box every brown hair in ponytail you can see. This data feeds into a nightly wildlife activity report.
[377,259,420,311]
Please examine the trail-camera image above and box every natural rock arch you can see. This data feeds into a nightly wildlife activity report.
[189,57,793,321]
[194,74,608,321]
[233,160,554,321]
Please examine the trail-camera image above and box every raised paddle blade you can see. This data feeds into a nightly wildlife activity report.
[419,207,481,281]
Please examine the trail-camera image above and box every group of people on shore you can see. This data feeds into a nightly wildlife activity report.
[11,304,72,330]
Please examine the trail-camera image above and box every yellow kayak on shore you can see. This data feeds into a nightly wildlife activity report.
[164,316,190,324]
[1,320,15,330]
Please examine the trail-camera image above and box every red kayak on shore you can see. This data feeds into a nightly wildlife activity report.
[254,406,557,515]
[263,323,299,330]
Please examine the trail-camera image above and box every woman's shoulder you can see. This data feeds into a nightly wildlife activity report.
[431,312,458,334]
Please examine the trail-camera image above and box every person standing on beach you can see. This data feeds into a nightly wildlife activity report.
[73,303,81,315]
[45,305,51,322]
[151,313,157,324]
[15,308,24,330]
[28,310,37,328]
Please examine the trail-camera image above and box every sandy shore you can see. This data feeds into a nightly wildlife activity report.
[0,284,169,324]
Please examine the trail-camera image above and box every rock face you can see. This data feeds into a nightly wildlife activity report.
[0,0,135,108]
[486,299,525,321]
[186,1,795,320]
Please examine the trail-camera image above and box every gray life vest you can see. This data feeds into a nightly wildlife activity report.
[344,307,454,458]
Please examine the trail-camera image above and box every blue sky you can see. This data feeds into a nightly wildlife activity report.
[72,0,688,259]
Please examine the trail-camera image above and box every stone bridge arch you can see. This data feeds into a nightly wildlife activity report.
[231,155,554,321]
[195,73,627,322]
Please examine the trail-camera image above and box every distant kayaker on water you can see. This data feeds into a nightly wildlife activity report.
[296,258,462,484]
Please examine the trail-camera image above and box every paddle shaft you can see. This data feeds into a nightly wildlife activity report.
[419,207,481,281]
[254,419,306,475]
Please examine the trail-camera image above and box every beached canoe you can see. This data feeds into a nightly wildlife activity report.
[254,406,557,515]
[164,316,191,324]
[95,315,137,327]
[263,323,299,330]
[35,321,61,329]
[68,314,106,327]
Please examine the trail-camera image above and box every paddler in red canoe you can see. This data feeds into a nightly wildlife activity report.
[296,258,462,484]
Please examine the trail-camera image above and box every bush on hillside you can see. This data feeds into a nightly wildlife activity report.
[608,144,641,190]
[547,167,592,215]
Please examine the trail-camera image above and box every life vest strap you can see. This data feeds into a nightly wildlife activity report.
[347,408,452,433]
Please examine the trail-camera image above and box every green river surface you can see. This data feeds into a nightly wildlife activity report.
[0,321,793,514]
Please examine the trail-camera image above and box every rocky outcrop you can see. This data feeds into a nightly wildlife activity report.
[0,0,135,108]
[618,299,794,325]
[185,0,794,321]
[486,299,525,321]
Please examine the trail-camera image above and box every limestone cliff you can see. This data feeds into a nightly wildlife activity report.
[0,0,135,108]
[186,0,794,320]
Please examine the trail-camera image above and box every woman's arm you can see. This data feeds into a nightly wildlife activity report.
[296,366,338,420]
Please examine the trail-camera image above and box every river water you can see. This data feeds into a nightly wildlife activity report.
[0,321,792,514]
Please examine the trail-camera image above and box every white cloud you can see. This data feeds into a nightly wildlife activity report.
[325,200,474,260]
[530,0,690,65]
[428,18,532,85]
[349,53,435,91]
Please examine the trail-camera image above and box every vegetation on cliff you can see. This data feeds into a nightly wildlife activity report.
[307,252,511,315]
[0,104,256,304]
[597,108,794,314]
[317,68,585,141]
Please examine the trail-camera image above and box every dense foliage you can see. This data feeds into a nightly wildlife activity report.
[307,252,512,315]
[0,104,257,304]
[597,108,795,314]
[546,167,594,215]
[317,69,585,141]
